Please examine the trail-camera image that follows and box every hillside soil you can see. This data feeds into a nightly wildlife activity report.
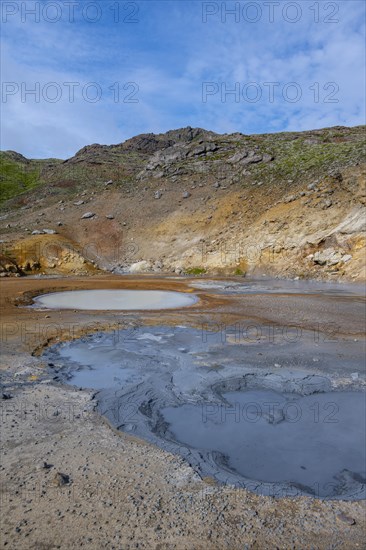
[1,125,365,281]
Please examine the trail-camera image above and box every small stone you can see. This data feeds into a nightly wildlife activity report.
[182,191,191,199]
[104,180,113,185]
[74,200,84,206]
[105,215,114,220]
[337,513,355,525]
[81,212,95,219]
[42,229,57,235]
[154,191,162,199]
[330,170,343,182]
[285,195,297,203]
[52,472,70,487]
[322,199,333,209]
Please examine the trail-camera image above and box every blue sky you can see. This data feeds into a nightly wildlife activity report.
[1,0,365,158]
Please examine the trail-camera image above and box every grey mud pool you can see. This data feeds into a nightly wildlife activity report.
[42,280,366,501]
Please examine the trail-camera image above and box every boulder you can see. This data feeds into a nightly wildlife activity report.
[240,152,263,165]
[227,151,248,164]
[312,248,350,267]
[129,261,152,273]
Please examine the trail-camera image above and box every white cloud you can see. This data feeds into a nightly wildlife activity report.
[1,0,364,157]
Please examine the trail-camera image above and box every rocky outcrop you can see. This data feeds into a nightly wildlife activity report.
[8,235,98,275]
[0,254,23,277]
[137,139,274,180]
[309,249,352,266]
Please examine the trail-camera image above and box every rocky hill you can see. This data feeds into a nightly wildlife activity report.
[0,125,365,280]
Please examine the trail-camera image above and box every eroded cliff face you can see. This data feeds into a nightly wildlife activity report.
[0,125,365,280]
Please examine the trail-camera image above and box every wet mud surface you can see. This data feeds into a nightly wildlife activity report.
[188,278,365,296]
[45,321,366,501]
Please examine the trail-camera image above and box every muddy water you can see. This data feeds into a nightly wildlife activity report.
[162,390,366,497]
[33,289,198,310]
[46,321,366,500]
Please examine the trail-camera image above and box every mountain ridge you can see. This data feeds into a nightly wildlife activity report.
[1,124,365,281]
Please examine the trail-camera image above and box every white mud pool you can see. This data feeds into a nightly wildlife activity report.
[33,289,198,310]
